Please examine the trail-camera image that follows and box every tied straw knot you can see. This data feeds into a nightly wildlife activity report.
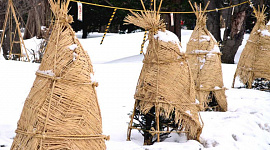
[56,15,74,24]
[92,81,99,87]
[66,15,74,24]
[150,26,166,34]
[105,135,110,141]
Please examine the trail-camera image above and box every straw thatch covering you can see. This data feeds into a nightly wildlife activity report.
[186,2,227,112]
[11,0,108,149]
[125,10,202,141]
[233,6,270,89]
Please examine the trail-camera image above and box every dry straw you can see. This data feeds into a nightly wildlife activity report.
[232,6,270,89]
[125,0,202,142]
[11,0,108,149]
[186,1,227,112]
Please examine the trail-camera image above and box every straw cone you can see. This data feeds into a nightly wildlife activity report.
[186,2,227,111]
[233,6,270,89]
[125,10,202,140]
[11,1,108,149]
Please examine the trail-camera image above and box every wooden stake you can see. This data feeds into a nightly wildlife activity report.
[154,0,156,12]
[203,1,210,13]
[140,0,146,12]
[127,100,138,141]
[9,0,29,61]
[157,0,163,14]
[155,104,160,142]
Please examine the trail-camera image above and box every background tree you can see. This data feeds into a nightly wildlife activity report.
[68,0,145,38]
[220,0,252,64]
[0,0,29,59]
[204,0,270,64]
[162,0,182,41]
[23,0,51,39]
[204,0,222,43]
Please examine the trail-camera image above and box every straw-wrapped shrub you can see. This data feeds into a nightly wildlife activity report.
[186,2,227,112]
[11,0,108,149]
[125,10,202,145]
[233,6,270,90]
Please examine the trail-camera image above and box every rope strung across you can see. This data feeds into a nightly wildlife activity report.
[70,0,250,14]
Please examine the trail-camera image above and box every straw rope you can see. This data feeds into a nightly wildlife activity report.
[125,10,202,141]
[186,2,227,112]
[11,0,107,149]
[69,0,249,14]
[233,6,270,89]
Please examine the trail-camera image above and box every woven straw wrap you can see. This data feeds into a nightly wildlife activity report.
[186,3,227,112]
[125,11,202,140]
[234,6,270,88]
[11,1,107,149]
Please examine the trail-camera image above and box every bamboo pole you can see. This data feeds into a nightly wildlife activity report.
[127,100,138,141]
[140,0,146,12]
[155,105,160,142]
[9,0,30,61]
[157,0,163,14]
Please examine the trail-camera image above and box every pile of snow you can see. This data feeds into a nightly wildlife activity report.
[68,44,78,50]
[154,30,183,53]
[258,29,270,37]
[0,30,270,150]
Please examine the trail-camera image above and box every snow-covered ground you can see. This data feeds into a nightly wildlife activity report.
[0,30,270,150]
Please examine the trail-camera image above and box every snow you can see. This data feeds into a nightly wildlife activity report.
[0,30,270,150]
[36,69,55,76]
[68,44,78,50]
[154,30,180,44]
[0,53,4,60]
[258,29,270,37]
[200,35,211,42]
[185,110,192,116]
[154,30,183,53]
[214,86,221,90]
[199,57,206,69]
[73,52,78,61]
[234,34,249,64]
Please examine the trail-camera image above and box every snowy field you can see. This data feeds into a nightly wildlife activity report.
[0,30,270,150]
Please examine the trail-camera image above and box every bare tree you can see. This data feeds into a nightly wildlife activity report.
[220,0,252,64]
[23,0,51,39]
[204,0,222,43]
[163,0,182,41]
[205,0,252,64]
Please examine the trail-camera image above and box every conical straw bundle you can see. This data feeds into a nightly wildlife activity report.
[186,2,227,111]
[125,10,202,140]
[233,6,270,88]
[11,0,108,149]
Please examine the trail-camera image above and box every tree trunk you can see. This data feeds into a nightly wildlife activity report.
[0,0,6,30]
[204,0,222,43]
[166,0,182,41]
[23,8,41,39]
[220,0,251,64]
[23,0,50,39]
[82,22,88,38]
[2,26,11,60]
